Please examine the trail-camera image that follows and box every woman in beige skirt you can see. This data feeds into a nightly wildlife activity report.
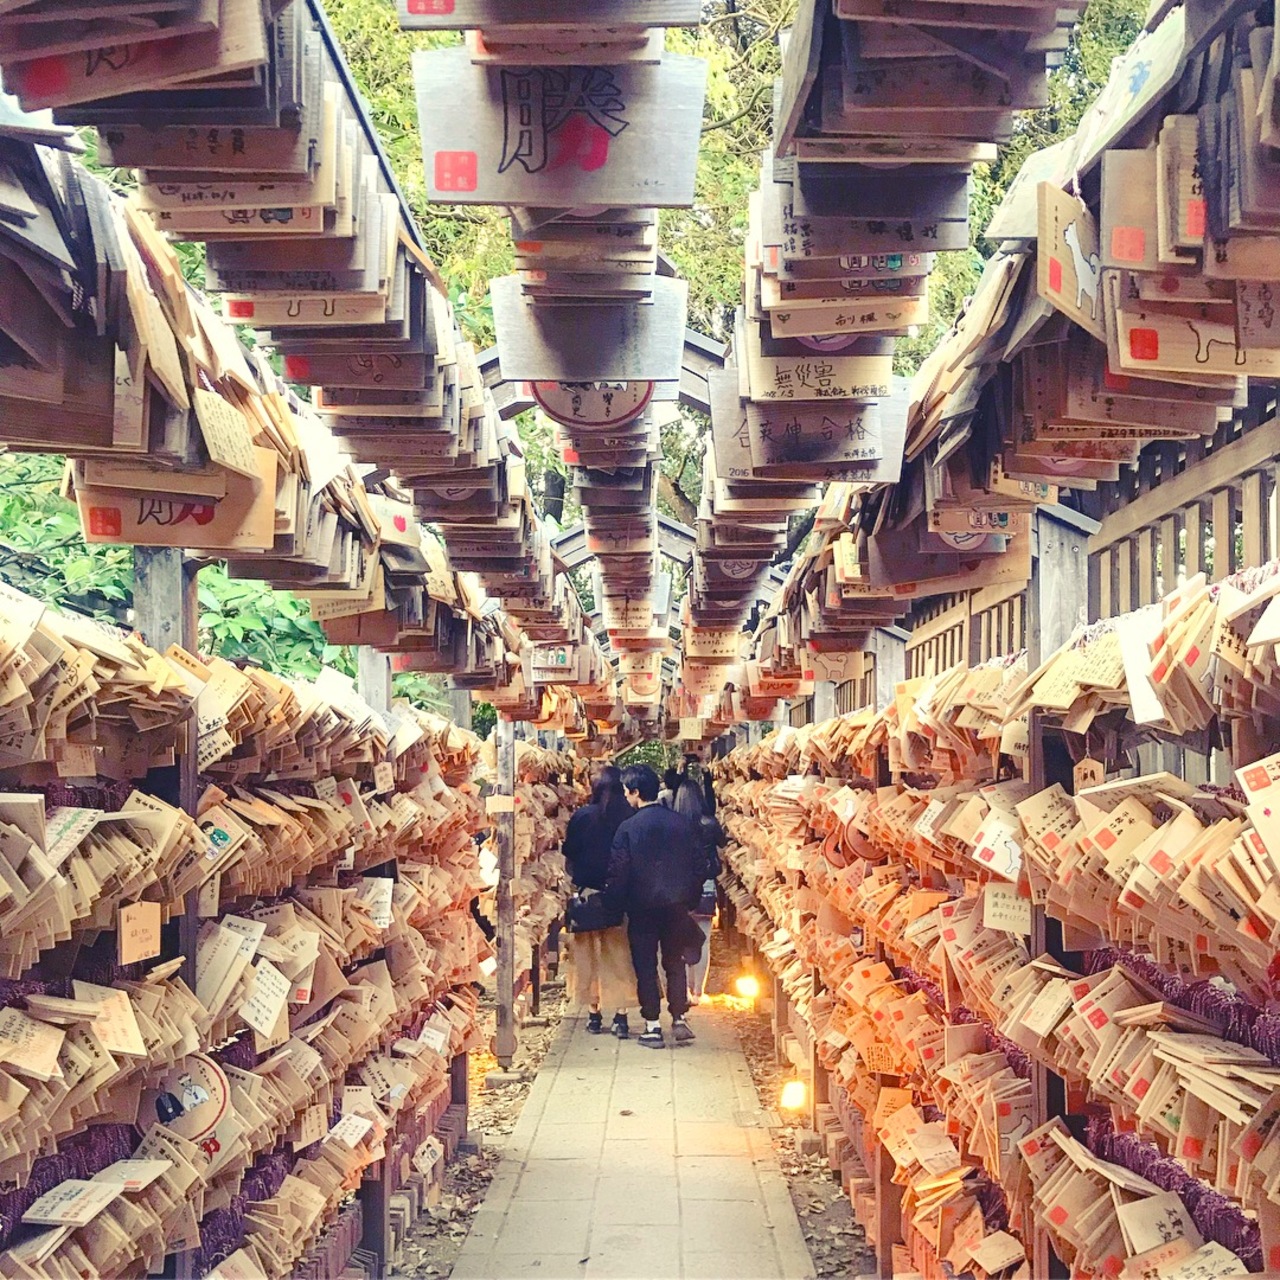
[563,765,638,1037]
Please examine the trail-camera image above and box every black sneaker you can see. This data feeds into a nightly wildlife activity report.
[586,1012,604,1034]
[611,1013,629,1039]
[672,1018,695,1045]
[637,1026,665,1049]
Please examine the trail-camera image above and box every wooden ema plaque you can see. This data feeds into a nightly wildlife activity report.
[413,49,706,208]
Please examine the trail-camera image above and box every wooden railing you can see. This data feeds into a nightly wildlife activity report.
[1083,386,1280,613]
[904,582,1027,678]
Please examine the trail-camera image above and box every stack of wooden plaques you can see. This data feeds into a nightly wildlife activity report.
[705,0,1085,661]
[406,1,712,713]
[0,577,491,1280]
[530,380,670,714]
[0,6,600,716]
[405,0,704,353]
[899,1,1280,574]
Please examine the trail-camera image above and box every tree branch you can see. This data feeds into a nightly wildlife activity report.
[702,81,770,134]
[657,471,698,526]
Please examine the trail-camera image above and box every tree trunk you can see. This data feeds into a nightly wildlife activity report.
[658,471,697,526]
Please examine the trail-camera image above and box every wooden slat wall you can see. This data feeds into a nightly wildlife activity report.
[789,696,815,728]
[905,584,1028,678]
[904,593,969,679]
[1083,385,1279,611]
[784,655,877,728]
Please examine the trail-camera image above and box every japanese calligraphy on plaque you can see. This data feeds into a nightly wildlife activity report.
[413,49,706,206]
[745,403,884,468]
[532,380,654,426]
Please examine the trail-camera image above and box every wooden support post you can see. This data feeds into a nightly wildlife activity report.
[813,679,837,725]
[1116,538,1134,613]
[1185,501,1207,577]
[495,716,518,1069]
[874,1137,904,1280]
[450,1048,469,1132]
[355,646,395,1272]
[133,547,200,987]
[531,939,542,1017]
[1159,515,1180,596]
[869,627,906,712]
[134,549,200,1280]
[809,966,830,1133]
[448,688,473,730]
[1135,527,1156,605]
[1028,508,1097,667]
[1092,546,1111,621]
[1243,470,1266,567]
[1211,488,1234,581]
[1026,512,1094,1280]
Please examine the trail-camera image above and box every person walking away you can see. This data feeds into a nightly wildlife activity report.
[672,780,725,1005]
[600,764,705,1049]
[563,765,637,1039]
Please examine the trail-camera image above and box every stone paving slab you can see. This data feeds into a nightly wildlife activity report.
[449,1007,816,1280]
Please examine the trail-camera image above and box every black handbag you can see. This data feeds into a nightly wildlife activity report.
[565,891,624,934]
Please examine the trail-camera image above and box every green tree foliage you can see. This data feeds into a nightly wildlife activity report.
[0,454,132,614]
[471,700,498,741]
[614,738,679,771]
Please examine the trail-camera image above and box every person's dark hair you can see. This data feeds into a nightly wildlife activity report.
[592,764,631,830]
[702,772,717,816]
[673,780,706,824]
[622,764,661,803]
[662,767,680,793]
[592,764,623,806]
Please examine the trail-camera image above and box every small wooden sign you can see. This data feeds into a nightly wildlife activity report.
[414,50,706,208]
[531,380,654,427]
[491,275,687,381]
[1037,181,1107,343]
[399,0,701,29]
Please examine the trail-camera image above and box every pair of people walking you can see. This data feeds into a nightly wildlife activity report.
[564,763,724,1049]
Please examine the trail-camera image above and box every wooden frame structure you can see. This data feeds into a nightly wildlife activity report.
[1084,386,1280,615]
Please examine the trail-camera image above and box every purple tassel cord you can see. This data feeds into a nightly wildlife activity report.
[190,1144,295,1276]
[1084,948,1280,1064]
[0,1124,136,1250]
[897,967,1033,1080]
[1086,1117,1262,1272]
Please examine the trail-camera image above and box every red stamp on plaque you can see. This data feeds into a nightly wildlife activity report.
[226,299,254,319]
[435,151,477,192]
[1129,327,1159,361]
[88,507,123,538]
[407,0,454,11]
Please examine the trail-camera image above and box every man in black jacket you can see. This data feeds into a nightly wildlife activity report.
[600,763,704,1049]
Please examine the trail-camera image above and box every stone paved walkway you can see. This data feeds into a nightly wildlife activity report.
[451,1006,816,1280]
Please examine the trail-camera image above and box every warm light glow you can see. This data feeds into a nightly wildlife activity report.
[780,1079,807,1111]
[734,974,761,1000]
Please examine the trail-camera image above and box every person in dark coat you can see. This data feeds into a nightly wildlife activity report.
[673,780,725,1004]
[563,765,637,1037]
[658,767,681,809]
[600,764,706,1049]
